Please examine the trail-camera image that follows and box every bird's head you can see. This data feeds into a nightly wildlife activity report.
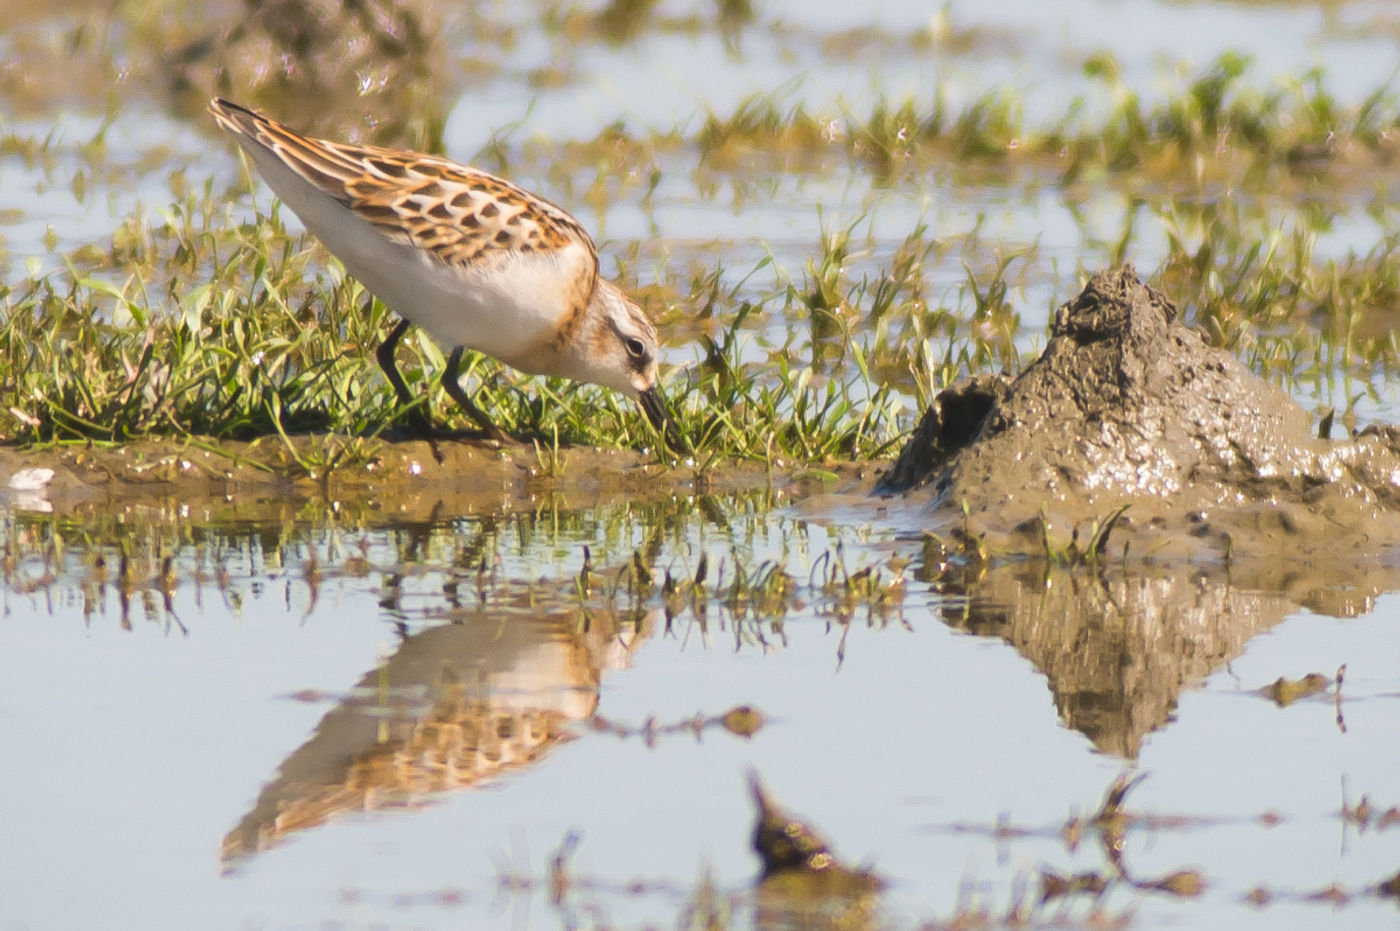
[571,280,681,448]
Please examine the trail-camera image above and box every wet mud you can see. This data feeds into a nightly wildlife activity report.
[881,264,1400,573]
[0,436,869,526]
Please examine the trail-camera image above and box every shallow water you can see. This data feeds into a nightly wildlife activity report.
[2,488,1399,928]
[5,1,1400,927]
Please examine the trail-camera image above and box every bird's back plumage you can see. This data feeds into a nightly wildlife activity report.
[209,98,597,277]
[208,97,603,369]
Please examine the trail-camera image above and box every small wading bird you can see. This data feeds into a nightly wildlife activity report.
[208,98,675,446]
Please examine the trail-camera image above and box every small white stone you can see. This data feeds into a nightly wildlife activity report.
[7,468,54,491]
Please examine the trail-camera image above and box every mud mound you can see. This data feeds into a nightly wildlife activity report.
[881,265,1400,564]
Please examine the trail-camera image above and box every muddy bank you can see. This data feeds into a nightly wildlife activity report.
[0,435,871,525]
[881,265,1400,567]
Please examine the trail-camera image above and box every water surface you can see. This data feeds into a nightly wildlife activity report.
[4,2,1400,926]
[2,481,1399,927]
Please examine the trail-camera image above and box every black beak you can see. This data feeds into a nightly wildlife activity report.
[638,386,685,451]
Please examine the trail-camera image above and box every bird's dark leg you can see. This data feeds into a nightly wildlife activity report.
[442,347,510,444]
[375,317,432,435]
[375,318,415,407]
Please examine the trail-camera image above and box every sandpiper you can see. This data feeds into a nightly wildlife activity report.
[208,98,673,445]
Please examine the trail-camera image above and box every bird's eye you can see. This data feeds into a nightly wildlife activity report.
[624,337,646,359]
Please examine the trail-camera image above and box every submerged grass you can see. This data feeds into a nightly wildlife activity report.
[698,51,1400,191]
[0,486,905,638]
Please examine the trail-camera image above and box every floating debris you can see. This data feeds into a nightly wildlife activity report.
[591,705,766,745]
[748,771,883,927]
[1265,672,1330,706]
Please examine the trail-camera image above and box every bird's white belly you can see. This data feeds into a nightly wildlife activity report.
[323,222,580,370]
[254,154,582,373]
[359,240,579,367]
